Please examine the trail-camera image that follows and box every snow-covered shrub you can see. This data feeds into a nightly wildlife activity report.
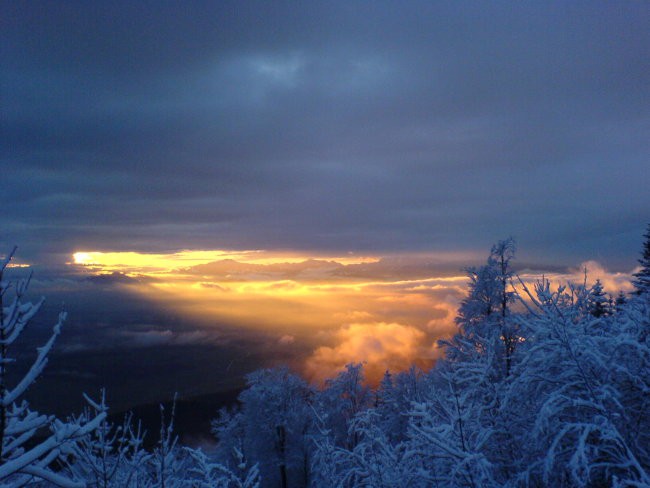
[186,446,260,488]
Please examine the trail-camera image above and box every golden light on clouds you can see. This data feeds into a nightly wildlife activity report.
[305,322,437,384]
[129,274,463,384]
[70,249,635,384]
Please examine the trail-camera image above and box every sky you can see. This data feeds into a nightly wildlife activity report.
[2,1,648,267]
[1,1,649,412]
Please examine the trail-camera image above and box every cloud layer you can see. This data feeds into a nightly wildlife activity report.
[60,250,637,383]
[2,2,648,267]
[305,322,434,384]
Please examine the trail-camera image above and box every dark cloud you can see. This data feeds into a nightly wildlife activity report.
[84,271,139,285]
[183,255,474,282]
[2,1,648,268]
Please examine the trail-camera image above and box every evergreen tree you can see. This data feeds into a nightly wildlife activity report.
[375,367,423,444]
[633,224,650,294]
[615,290,628,312]
[450,238,517,376]
[588,279,610,317]
[490,238,517,376]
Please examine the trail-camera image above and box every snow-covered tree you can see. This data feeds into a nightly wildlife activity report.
[214,367,314,488]
[149,398,188,488]
[448,238,517,377]
[406,354,499,487]
[315,363,371,451]
[489,238,517,376]
[633,224,650,295]
[308,367,428,487]
[451,263,500,361]
[317,408,425,488]
[0,247,104,487]
[615,290,628,312]
[211,406,251,483]
[504,278,650,486]
[587,278,611,317]
[375,367,424,445]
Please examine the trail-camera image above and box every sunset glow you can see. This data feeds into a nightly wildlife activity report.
[70,250,635,383]
[70,249,472,382]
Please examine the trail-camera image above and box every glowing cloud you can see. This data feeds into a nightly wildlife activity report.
[305,322,436,385]
[68,249,635,384]
[516,260,636,297]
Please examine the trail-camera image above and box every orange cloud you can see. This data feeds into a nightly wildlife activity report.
[305,322,437,385]
[69,249,634,385]
[572,261,636,294]
[517,260,635,297]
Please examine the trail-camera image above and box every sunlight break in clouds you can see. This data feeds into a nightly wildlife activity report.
[69,249,635,384]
